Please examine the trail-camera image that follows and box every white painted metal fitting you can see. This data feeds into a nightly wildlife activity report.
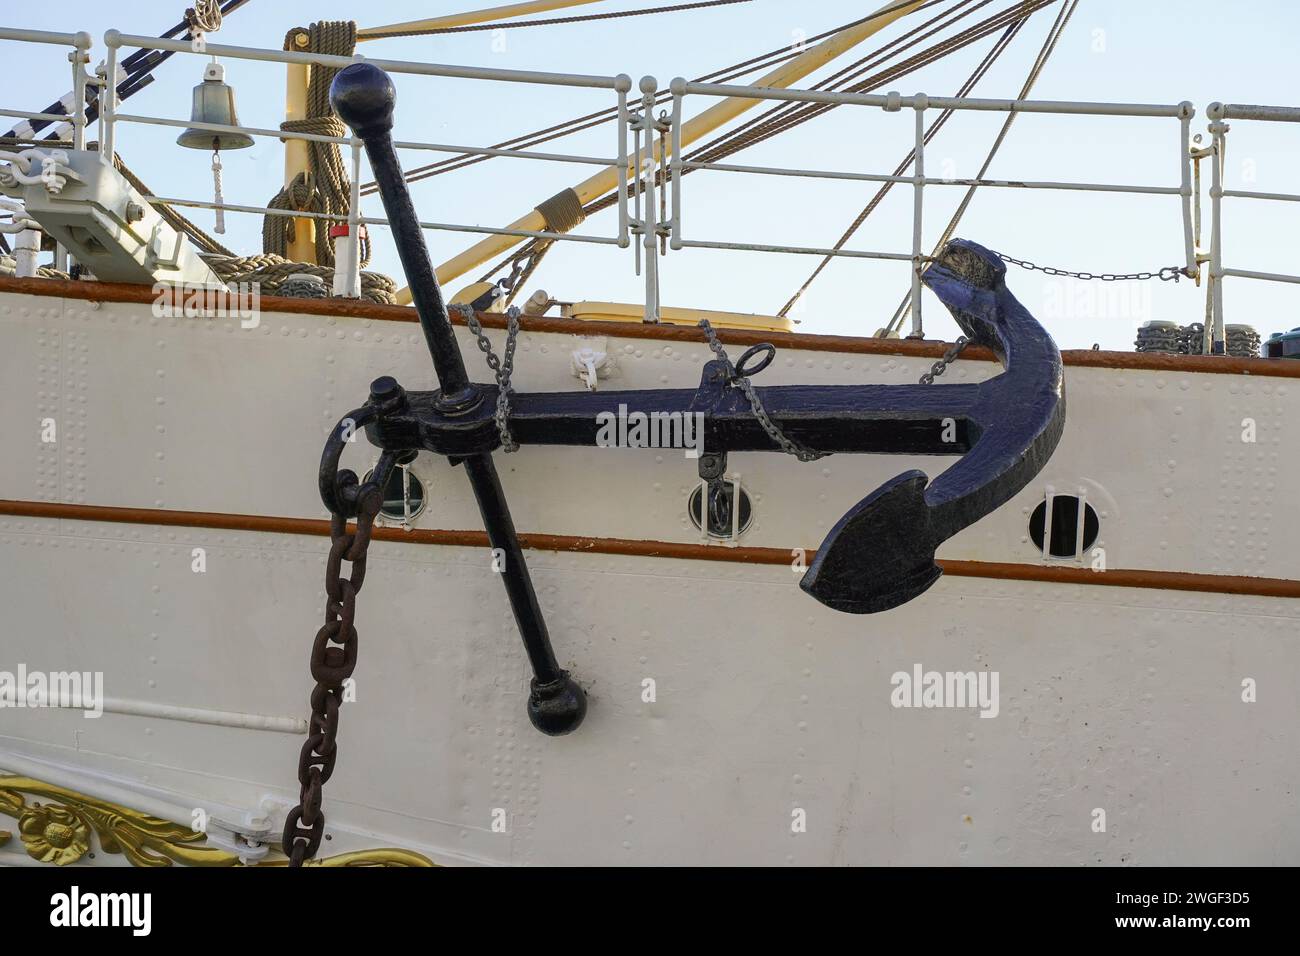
[884,90,902,112]
[572,340,609,390]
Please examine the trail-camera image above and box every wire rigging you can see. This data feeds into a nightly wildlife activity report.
[360,0,947,194]
[361,0,756,40]
[879,0,1080,335]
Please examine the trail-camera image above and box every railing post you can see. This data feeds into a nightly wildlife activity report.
[1177,101,1197,280]
[615,74,631,249]
[639,75,660,323]
[669,77,684,251]
[69,32,91,152]
[99,36,118,166]
[341,136,363,297]
[909,93,928,339]
[1207,104,1228,355]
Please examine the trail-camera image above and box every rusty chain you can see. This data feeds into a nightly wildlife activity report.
[282,484,382,867]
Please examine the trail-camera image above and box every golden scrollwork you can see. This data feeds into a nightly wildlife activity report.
[0,776,435,868]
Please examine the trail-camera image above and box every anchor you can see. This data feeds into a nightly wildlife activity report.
[323,63,1065,736]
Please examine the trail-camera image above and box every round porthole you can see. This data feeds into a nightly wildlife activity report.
[1029,495,1099,558]
[363,462,426,523]
[688,482,754,539]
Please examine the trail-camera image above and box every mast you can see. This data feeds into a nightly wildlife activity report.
[282,1,612,263]
[408,0,927,304]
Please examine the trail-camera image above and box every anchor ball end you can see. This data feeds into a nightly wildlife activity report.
[527,672,587,736]
[330,62,396,138]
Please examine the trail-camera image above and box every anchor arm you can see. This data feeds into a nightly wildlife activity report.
[799,239,1065,613]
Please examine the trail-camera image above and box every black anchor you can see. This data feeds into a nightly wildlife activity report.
[324,63,1065,736]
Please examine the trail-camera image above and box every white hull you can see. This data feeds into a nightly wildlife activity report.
[2,285,1297,866]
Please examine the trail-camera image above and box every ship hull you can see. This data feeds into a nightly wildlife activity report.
[2,280,1297,866]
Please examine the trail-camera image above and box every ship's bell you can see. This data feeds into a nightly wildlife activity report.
[176,61,254,151]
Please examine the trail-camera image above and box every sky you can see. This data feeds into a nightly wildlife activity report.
[4,0,1299,349]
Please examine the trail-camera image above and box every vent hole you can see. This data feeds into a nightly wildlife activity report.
[1029,495,1099,558]
[688,483,753,539]
[364,464,426,523]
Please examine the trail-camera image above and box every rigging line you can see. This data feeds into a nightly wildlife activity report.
[883,0,1079,336]
[685,0,994,164]
[686,0,1054,168]
[515,0,1044,291]
[685,3,1047,171]
[475,0,988,284]
[361,0,949,193]
[361,0,756,40]
[775,13,1033,317]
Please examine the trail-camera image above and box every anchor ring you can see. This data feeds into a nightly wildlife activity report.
[733,343,776,378]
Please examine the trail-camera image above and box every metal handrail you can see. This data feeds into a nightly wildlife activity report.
[668,78,1198,337]
[1200,101,1300,354]
[2,25,1297,345]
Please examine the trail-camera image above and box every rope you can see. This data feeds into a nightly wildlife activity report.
[0,255,71,280]
[361,0,756,40]
[263,21,365,268]
[777,2,1030,316]
[204,253,398,304]
[882,0,1079,336]
[362,0,948,194]
[535,188,587,234]
[184,1,224,35]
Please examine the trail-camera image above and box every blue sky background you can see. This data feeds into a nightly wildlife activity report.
[5,1,1298,349]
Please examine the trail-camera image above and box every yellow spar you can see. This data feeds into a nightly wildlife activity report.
[394,0,927,304]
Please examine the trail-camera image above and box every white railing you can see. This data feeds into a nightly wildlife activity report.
[1202,102,1300,353]
[1,26,1296,349]
[666,80,1198,338]
[0,27,93,273]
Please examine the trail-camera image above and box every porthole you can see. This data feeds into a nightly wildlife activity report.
[688,482,754,539]
[363,460,426,524]
[1029,495,1099,558]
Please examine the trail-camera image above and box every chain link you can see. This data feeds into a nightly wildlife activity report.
[698,320,825,462]
[454,304,520,453]
[918,335,970,385]
[283,488,382,867]
[992,250,1188,283]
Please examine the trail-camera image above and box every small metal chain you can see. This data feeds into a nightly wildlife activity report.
[455,304,520,453]
[992,251,1188,283]
[698,320,825,462]
[919,335,970,385]
[283,489,382,867]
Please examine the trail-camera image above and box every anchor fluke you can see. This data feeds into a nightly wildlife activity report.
[800,471,942,613]
[799,238,1065,614]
